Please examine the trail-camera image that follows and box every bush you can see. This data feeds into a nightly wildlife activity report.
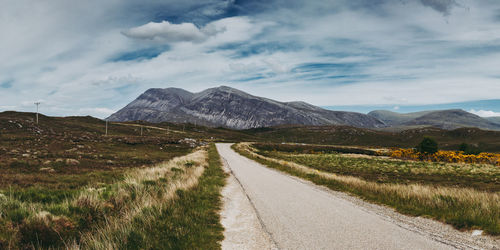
[416,137,438,154]
[19,212,76,248]
[458,143,481,155]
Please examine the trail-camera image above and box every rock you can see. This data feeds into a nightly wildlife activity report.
[106,160,114,165]
[66,159,80,165]
[55,158,64,163]
[39,167,56,173]
[43,160,51,165]
[22,153,30,157]
[471,230,483,236]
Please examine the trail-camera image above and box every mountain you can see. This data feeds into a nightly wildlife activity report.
[368,109,500,131]
[107,86,385,129]
[486,117,500,125]
[368,110,434,126]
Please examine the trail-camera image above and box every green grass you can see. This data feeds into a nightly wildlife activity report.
[0,111,231,248]
[255,146,500,192]
[233,143,500,235]
[120,143,226,249]
[253,142,381,155]
[0,148,218,249]
[242,125,500,152]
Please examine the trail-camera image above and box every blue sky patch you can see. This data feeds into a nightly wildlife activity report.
[1,80,13,89]
[111,46,170,62]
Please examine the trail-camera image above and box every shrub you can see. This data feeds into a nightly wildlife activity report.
[19,212,76,248]
[458,143,482,155]
[390,148,500,165]
[416,137,438,154]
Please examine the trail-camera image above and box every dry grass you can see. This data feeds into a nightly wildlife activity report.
[72,150,207,249]
[235,143,500,235]
[0,149,209,249]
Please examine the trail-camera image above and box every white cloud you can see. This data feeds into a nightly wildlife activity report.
[469,109,500,117]
[262,58,289,74]
[122,21,222,43]
[0,106,17,110]
[2,0,500,118]
[78,107,116,118]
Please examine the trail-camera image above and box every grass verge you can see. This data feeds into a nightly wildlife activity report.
[0,147,225,249]
[253,143,500,192]
[117,143,227,249]
[233,143,500,235]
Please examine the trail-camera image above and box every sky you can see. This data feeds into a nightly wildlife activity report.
[1,0,500,118]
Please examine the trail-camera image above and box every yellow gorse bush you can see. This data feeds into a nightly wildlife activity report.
[390,148,500,166]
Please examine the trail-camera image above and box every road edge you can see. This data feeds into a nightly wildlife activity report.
[218,143,278,250]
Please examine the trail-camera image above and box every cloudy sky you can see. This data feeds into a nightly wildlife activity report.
[1,0,500,118]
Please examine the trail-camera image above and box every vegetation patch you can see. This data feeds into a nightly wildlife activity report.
[122,143,226,249]
[0,149,212,249]
[253,142,381,155]
[390,148,500,166]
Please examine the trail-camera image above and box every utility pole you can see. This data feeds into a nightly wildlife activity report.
[105,120,108,136]
[34,102,41,124]
[140,126,143,136]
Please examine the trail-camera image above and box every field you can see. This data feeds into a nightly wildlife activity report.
[235,143,500,235]
[2,110,500,247]
[0,112,226,248]
[242,125,500,152]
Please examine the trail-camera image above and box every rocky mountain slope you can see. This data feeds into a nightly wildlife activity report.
[368,110,434,125]
[486,116,500,125]
[107,86,385,129]
[368,109,500,130]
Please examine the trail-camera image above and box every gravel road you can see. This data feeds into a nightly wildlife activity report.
[216,143,478,250]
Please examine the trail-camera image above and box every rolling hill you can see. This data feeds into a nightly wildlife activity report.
[368,109,500,131]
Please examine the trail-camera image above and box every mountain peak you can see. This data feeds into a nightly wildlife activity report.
[205,85,251,95]
[107,86,384,129]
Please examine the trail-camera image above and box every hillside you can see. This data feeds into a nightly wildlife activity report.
[2,110,500,152]
[107,86,385,129]
[486,116,500,125]
[368,109,500,131]
[243,125,500,152]
[368,110,434,125]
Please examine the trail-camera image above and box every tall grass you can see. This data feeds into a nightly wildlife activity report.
[122,143,227,249]
[73,150,207,249]
[259,149,500,192]
[233,143,500,235]
[0,149,209,249]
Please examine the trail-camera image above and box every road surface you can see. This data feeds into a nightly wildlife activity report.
[216,143,458,250]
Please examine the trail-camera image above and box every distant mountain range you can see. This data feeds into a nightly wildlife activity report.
[107,86,500,131]
[368,109,500,131]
